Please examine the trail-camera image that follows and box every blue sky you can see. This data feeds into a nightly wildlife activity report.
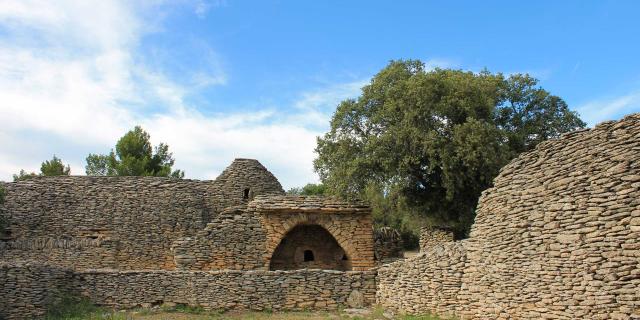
[0,1,639,188]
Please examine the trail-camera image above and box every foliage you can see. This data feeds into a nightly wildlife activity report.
[85,126,184,178]
[286,183,327,196]
[41,155,71,177]
[13,155,71,181]
[314,60,585,236]
[13,169,39,182]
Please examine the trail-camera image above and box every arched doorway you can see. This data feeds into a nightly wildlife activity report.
[269,224,352,271]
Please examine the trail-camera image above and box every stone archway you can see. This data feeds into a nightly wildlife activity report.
[269,224,352,271]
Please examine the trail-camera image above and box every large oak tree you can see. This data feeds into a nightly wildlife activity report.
[314,60,585,237]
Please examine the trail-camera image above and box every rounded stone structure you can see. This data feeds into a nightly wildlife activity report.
[377,114,640,319]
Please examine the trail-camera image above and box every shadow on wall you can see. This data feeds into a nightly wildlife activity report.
[269,224,351,271]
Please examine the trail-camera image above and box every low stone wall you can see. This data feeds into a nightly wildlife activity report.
[0,261,73,320]
[0,262,376,319]
[75,269,377,311]
[419,227,454,252]
[376,242,466,317]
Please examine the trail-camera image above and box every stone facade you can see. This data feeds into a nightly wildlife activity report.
[75,269,376,311]
[0,261,74,320]
[0,261,376,319]
[376,113,640,319]
[249,196,376,271]
[0,159,376,272]
[0,158,379,319]
[419,226,454,252]
[377,242,466,318]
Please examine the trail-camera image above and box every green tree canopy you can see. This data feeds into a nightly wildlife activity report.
[40,155,71,177]
[13,155,71,181]
[85,126,184,178]
[314,60,585,236]
[286,183,327,196]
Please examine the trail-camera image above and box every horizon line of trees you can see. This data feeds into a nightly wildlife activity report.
[10,126,183,182]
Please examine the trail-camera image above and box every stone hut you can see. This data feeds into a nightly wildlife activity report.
[377,113,640,319]
[0,158,375,272]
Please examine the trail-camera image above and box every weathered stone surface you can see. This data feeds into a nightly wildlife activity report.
[419,227,454,252]
[377,113,640,319]
[0,261,377,320]
[0,158,379,319]
[0,158,285,270]
[347,289,365,308]
[376,242,466,318]
[0,261,74,320]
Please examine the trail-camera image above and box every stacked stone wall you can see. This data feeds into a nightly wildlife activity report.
[457,114,640,319]
[0,177,212,270]
[0,261,74,320]
[419,227,454,252]
[74,269,376,312]
[377,114,640,319]
[376,242,466,317]
[209,158,285,213]
[171,206,268,270]
[0,159,285,271]
[250,196,376,271]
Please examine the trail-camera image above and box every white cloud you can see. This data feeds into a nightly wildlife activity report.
[290,79,368,128]
[0,1,365,189]
[576,91,640,127]
[194,0,226,18]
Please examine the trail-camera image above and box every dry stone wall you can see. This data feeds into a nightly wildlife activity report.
[0,176,211,270]
[419,227,454,252]
[377,114,640,319]
[171,206,268,270]
[209,158,285,212]
[457,114,640,319]
[0,261,376,320]
[74,269,376,312]
[250,196,376,271]
[0,261,74,320]
[377,242,466,317]
[0,159,284,271]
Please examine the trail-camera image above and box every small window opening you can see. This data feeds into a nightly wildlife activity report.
[342,254,348,261]
[303,250,315,262]
[243,188,250,199]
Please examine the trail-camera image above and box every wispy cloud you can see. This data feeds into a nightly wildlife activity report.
[193,0,226,19]
[576,91,640,127]
[290,79,368,128]
[0,1,366,189]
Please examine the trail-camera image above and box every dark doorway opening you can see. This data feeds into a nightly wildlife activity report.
[303,250,315,261]
[269,224,351,271]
